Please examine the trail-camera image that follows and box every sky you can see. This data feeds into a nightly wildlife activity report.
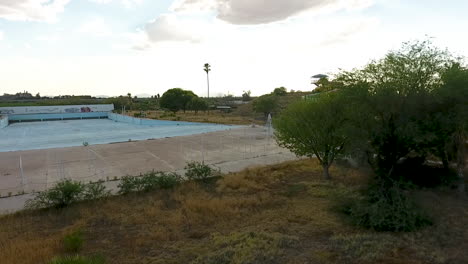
[0,0,467,97]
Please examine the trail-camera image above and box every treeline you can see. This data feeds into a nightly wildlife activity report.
[274,40,467,231]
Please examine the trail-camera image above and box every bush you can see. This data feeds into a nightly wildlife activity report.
[117,176,142,194]
[343,180,432,232]
[155,172,182,189]
[63,230,84,253]
[49,255,105,264]
[192,232,298,264]
[118,171,182,194]
[83,182,111,201]
[185,161,218,183]
[26,179,110,209]
[26,180,85,209]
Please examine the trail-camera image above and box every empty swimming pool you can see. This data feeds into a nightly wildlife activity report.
[0,118,237,152]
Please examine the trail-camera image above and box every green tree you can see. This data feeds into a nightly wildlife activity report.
[204,63,211,98]
[242,90,252,101]
[434,64,468,192]
[337,40,456,179]
[274,94,347,179]
[188,97,209,114]
[272,87,287,96]
[253,95,278,118]
[160,88,197,113]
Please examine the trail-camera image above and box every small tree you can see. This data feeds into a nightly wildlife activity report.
[242,90,252,101]
[160,88,197,113]
[253,95,278,118]
[188,97,209,114]
[272,87,287,96]
[274,94,347,179]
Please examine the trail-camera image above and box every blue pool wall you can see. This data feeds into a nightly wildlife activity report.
[108,113,211,126]
[8,112,109,122]
[0,116,8,128]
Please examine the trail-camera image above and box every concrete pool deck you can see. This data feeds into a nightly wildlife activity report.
[0,126,297,214]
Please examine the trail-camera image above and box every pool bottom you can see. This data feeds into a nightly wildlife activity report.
[0,118,238,152]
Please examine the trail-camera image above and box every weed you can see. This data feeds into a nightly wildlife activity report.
[330,233,397,261]
[63,230,84,253]
[48,255,105,264]
[192,231,298,264]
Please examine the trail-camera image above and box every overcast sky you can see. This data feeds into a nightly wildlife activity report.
[0,0,467,97]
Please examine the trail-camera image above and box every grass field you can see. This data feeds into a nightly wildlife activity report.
[0,159,467,264]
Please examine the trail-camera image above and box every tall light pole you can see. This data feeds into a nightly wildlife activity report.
[204,63,211,98]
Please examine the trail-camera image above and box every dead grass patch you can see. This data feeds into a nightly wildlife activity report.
[0,158,466,264]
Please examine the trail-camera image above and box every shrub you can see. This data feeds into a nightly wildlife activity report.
[343,180,432,232]
[118,171,182,194]
[155,172,182,189]
[192,232,298,264]
[26,179,85,209]
[49,255,105,264]
[117,176,142,194]
[63,230,84,253]
[185,161,218,183]
[83,182,111,201]
[26,179,111,209]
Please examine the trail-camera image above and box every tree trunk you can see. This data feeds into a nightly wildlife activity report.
[322,164,331,180]
[457,166,465,194]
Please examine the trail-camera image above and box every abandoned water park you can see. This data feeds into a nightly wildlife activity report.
[1,1,468,264]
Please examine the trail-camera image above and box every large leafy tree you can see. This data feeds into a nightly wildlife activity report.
[274,93,348,180]
[338,40,459,179]
[160,88,197,113]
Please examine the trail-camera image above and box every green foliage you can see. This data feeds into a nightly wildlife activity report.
[272,87,287,96]
[188,97,209,113]
[337,39,461,178]
[252,95,278,117]
[118,171,182,194]
[63,230,84,253]
[184,161,218,183]
[241,90,251,101]
[192,232,298,264]
[343,180,432,232]
[48,255,105,264]
[82,182,111,201]
[26,180,85,209]
[274,93,347,179]
[160,88,197,113]
[26,180,110,209]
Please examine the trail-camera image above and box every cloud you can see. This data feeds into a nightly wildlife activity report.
[144,14,205,43]
[79,17,112,36]
[0,31,4,41]
[0,0,70,22]
[172,0,374,24]
[88,0,143,8]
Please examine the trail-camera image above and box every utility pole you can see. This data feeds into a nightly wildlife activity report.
[204,63,211,98]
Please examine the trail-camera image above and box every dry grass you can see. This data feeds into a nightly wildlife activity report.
[0,159,467,264]
[127,110,264,125]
